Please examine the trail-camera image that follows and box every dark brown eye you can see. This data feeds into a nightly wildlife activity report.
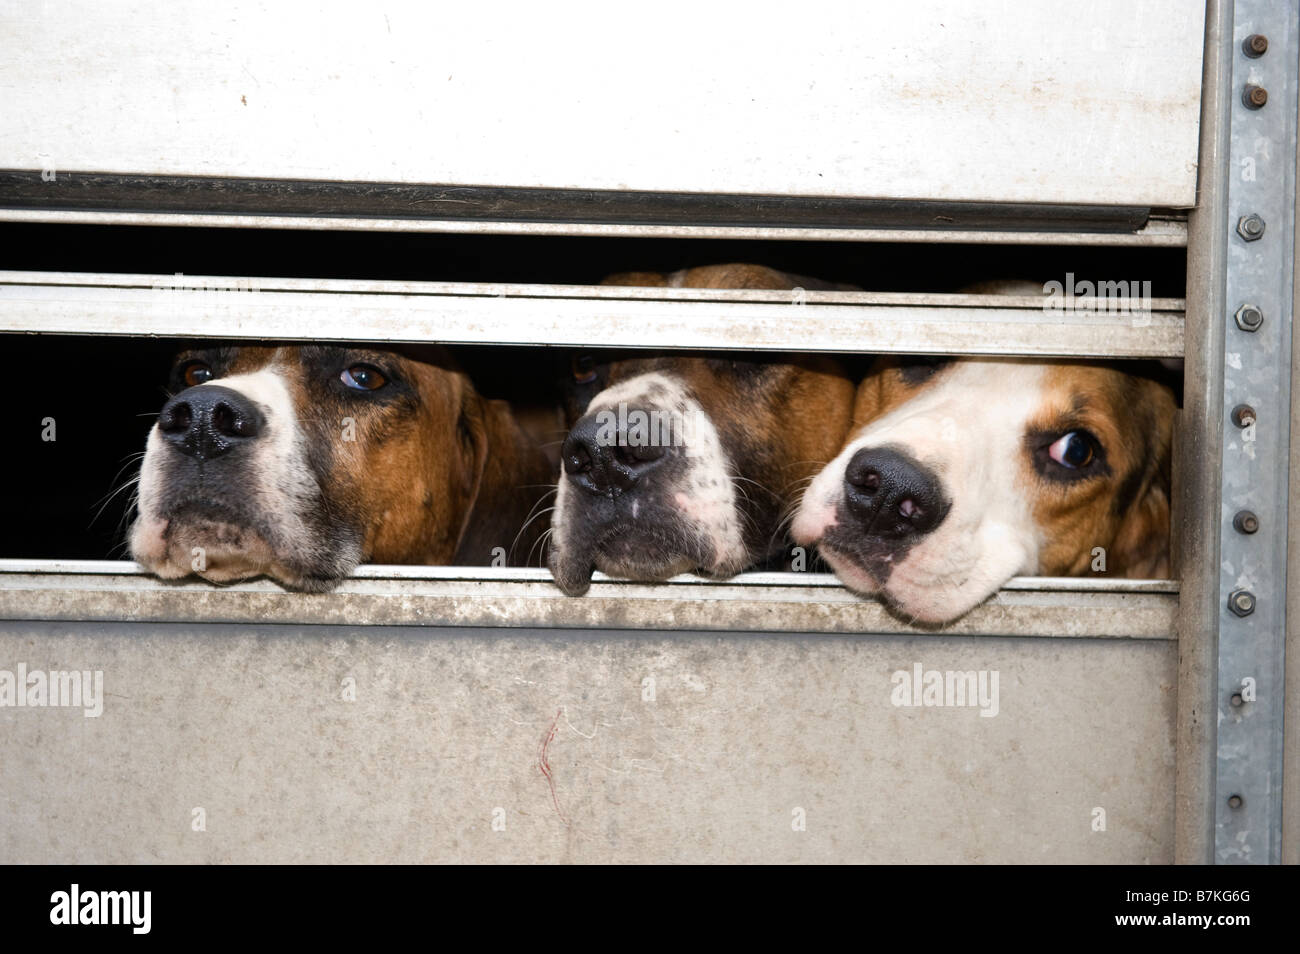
[341,364,387,391]
[1047,431,1097,469]
[181,361,213,387]
[572,354,598,384]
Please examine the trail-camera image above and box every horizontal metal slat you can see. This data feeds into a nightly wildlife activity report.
[0,561,1178,639]
[0,272,1186,357]
[0,207,1191,246]
[0,170,1158,232]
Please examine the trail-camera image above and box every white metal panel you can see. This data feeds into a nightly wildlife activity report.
[0,0,1205,207]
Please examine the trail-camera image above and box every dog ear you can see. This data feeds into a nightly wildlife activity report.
[1107,386,1175,578]
[449,378,491,556]
[1108,477,1171,577]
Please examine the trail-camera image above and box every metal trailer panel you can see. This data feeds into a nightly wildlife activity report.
[1176,0,1233,868]
[1285,112,1300,864]
[0,1,1205,208]
[1274,0,1298,869]
[7,2,1296,865]
[1211,0,1295,865]
[0,621,1176,864]
[0,563,1179,640]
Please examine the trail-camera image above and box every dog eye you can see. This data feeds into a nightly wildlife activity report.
[341,365,388,391]
[1047,431,1096,469]
[181,361,213,387]
[572,354,598,384]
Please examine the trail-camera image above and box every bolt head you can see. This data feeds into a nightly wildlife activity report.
[1235,303,1264,332]
[1231,404,1257,427]
[1243,33,1268,57]
[1230,692,1244,707]
[1237,214,1265,241]
[1243,84,1268,109]
[1228,794,1244,809]
[1229,589,1256,617]
[1233,510,1259,534]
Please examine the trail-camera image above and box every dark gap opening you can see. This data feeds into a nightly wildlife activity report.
[1,223,1185,561]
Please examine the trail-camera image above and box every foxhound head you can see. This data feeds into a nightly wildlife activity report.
[548,353,855,595]
[130,344,546,590]
[546,264,857,595]
[793,357,1176,623]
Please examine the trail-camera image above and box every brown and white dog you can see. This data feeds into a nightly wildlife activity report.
[129,344,553,590]
[547,264,857,595]
[793,353,1176,623]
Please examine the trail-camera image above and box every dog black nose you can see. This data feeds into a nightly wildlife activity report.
[158,385,265,461]
[562,410,669,496]
[843,446,949,539]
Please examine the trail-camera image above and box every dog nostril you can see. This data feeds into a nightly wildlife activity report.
[564,439,594,475]
[561,422,615,494]
[899,498,920,519]
[160,402,192,433]
[849,468,882,493]
[212,402,235,436]
[614,439,666,467]
[211,401,257,438]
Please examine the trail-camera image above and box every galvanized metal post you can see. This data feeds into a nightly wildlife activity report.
[1178,0,1232,867]
[1285,99,1300,863]
[1212,0,1296,863]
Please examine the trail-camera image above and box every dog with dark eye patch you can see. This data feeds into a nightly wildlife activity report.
[129,344,554,590]
[547,264,858,595]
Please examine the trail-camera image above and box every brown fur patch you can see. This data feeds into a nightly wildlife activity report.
[1020,365,1174,577]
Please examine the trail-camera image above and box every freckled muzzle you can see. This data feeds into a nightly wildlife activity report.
[548,403,705,595]
[547,365,756,595]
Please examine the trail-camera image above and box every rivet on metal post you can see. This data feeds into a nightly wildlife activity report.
[1228,795,1244,810]
[1232,510,1260,534]
[1234,303,1264,331]
[1242,84,1269,109]
[1237,214,1266,241]
[1231,404,1257,427]
[1230,692,1245,708]
[1228,589,1256,617]
[1242,33,1269,57]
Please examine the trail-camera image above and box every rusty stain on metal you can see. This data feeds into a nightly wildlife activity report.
[538,708,569,827]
